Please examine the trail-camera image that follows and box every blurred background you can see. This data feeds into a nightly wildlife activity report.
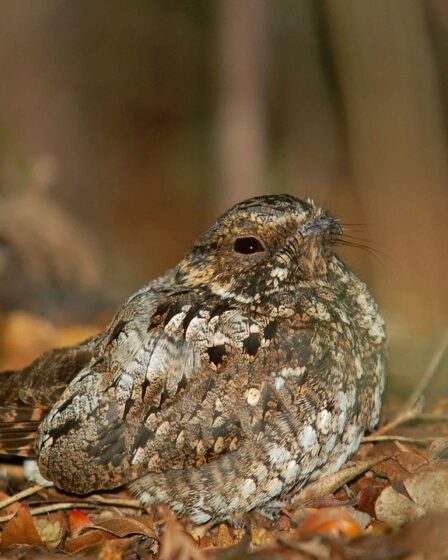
[0,0,447,403]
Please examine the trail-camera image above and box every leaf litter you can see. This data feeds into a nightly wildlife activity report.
[0,322,447,558]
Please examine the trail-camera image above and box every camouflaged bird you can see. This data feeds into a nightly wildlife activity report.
[0,195,386,523]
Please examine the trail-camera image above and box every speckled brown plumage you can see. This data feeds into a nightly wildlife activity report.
[0,195,386,523]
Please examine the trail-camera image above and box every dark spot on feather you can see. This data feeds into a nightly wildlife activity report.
[97,438,125,465]
[264,321,278,340]
[177,375,188,393]
[143,406,160,422]
[243,333,261,356]
[154,301,170,317]
[48,417,80,442]
[55,393,76,415]
[108,320,127,345]
[210,302,230,319]
[207,345,227,366]
[164,301,185,326]
[159,384,171,407]
[123,397,135,419]
[141,378,150,401]
[182,305,199,333]
[134,425,154,449]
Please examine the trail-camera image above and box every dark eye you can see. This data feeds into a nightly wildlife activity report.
[233,236,265,255]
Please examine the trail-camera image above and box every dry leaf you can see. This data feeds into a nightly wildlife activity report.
[296,507,362,539]
[375,485,424,528]
[160,516,205,560]
[69,508,94,538]
[0,505,43,549]
[213,524,233,548]
[292,456,387,505]
[34,519,63,549]
[356,474,388,516]
[250,526,276,548]
[84,516,157,540]
[404,467,448,512]
[65,529,114,554]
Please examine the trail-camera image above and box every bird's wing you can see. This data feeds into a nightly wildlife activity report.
[34,292,268,492]
[0,334,101,457]
[36,291,333,499]
[0,268,178,459]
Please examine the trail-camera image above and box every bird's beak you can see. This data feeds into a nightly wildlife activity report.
[301,216,342,237]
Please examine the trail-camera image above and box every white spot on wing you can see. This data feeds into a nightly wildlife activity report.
[299,425,317,452]
[241,478,256,499]
[246,388,261,406]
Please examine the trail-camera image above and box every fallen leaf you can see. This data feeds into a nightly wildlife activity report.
[0,505,43,549]
[159,515,205,560]
[83,516,157,540]
[296,507,362,539]
[427,437,448,460]
[250,526,276,548]
[375,485,424,528]
[34,519,63,549]
[0,491,21,517]
[371,458,408,482]
[343,512,448,559]
[65,529,114,554]
[292,456,387,506]
[404,467,448,512]
[69,508,94,538]
[213,524,233,548]
[356,473,388,516]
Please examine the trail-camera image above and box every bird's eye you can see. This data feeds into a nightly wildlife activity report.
[233,236,265,255]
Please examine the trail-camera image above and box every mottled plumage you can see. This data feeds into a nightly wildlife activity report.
[0,195,386,523]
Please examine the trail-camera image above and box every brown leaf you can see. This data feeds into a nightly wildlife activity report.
[0,491,21,517]
[84,516,158,540]
[69,508,94,538]
[160,516,205,560]
[65,529,114,554]
[296,507,362,539]
[371,457,408,482]
[213,524,233,548]
[404,467,448,512]
[34,518,63,549]
[0,505,43,550]
[292,456,387,505]
[375,485,424,528]
[356,474,388,516]
[250,526,277,548]
[427,437,448,460]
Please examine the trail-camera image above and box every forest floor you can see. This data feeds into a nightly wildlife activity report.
[0,314,447,560]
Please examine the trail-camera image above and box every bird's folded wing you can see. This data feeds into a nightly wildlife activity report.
[0,333,101,456]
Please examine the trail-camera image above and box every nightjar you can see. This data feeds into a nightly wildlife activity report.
[0,195,386,523]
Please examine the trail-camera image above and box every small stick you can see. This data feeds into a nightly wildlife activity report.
[0,502,101,524]
[373,328,448,437]
[404,328,448,413]
[291,455,388,506]
[363,435,438,444]
[373,403,423,436]
[86,495,141,508]
[0,484,44,511]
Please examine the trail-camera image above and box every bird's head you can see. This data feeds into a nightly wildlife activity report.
[176,194,343,311]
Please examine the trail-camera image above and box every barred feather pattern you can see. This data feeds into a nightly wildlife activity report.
[2,195,386,523]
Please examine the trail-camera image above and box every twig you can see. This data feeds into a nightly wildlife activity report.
[291,455,388,506]
[0,502,101,524]
[373,328,448,437]
[86,495,141,508]
[363,435,437,444]
[0,484,44,511]
[404,328,448,412]
[373,404,423,436]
